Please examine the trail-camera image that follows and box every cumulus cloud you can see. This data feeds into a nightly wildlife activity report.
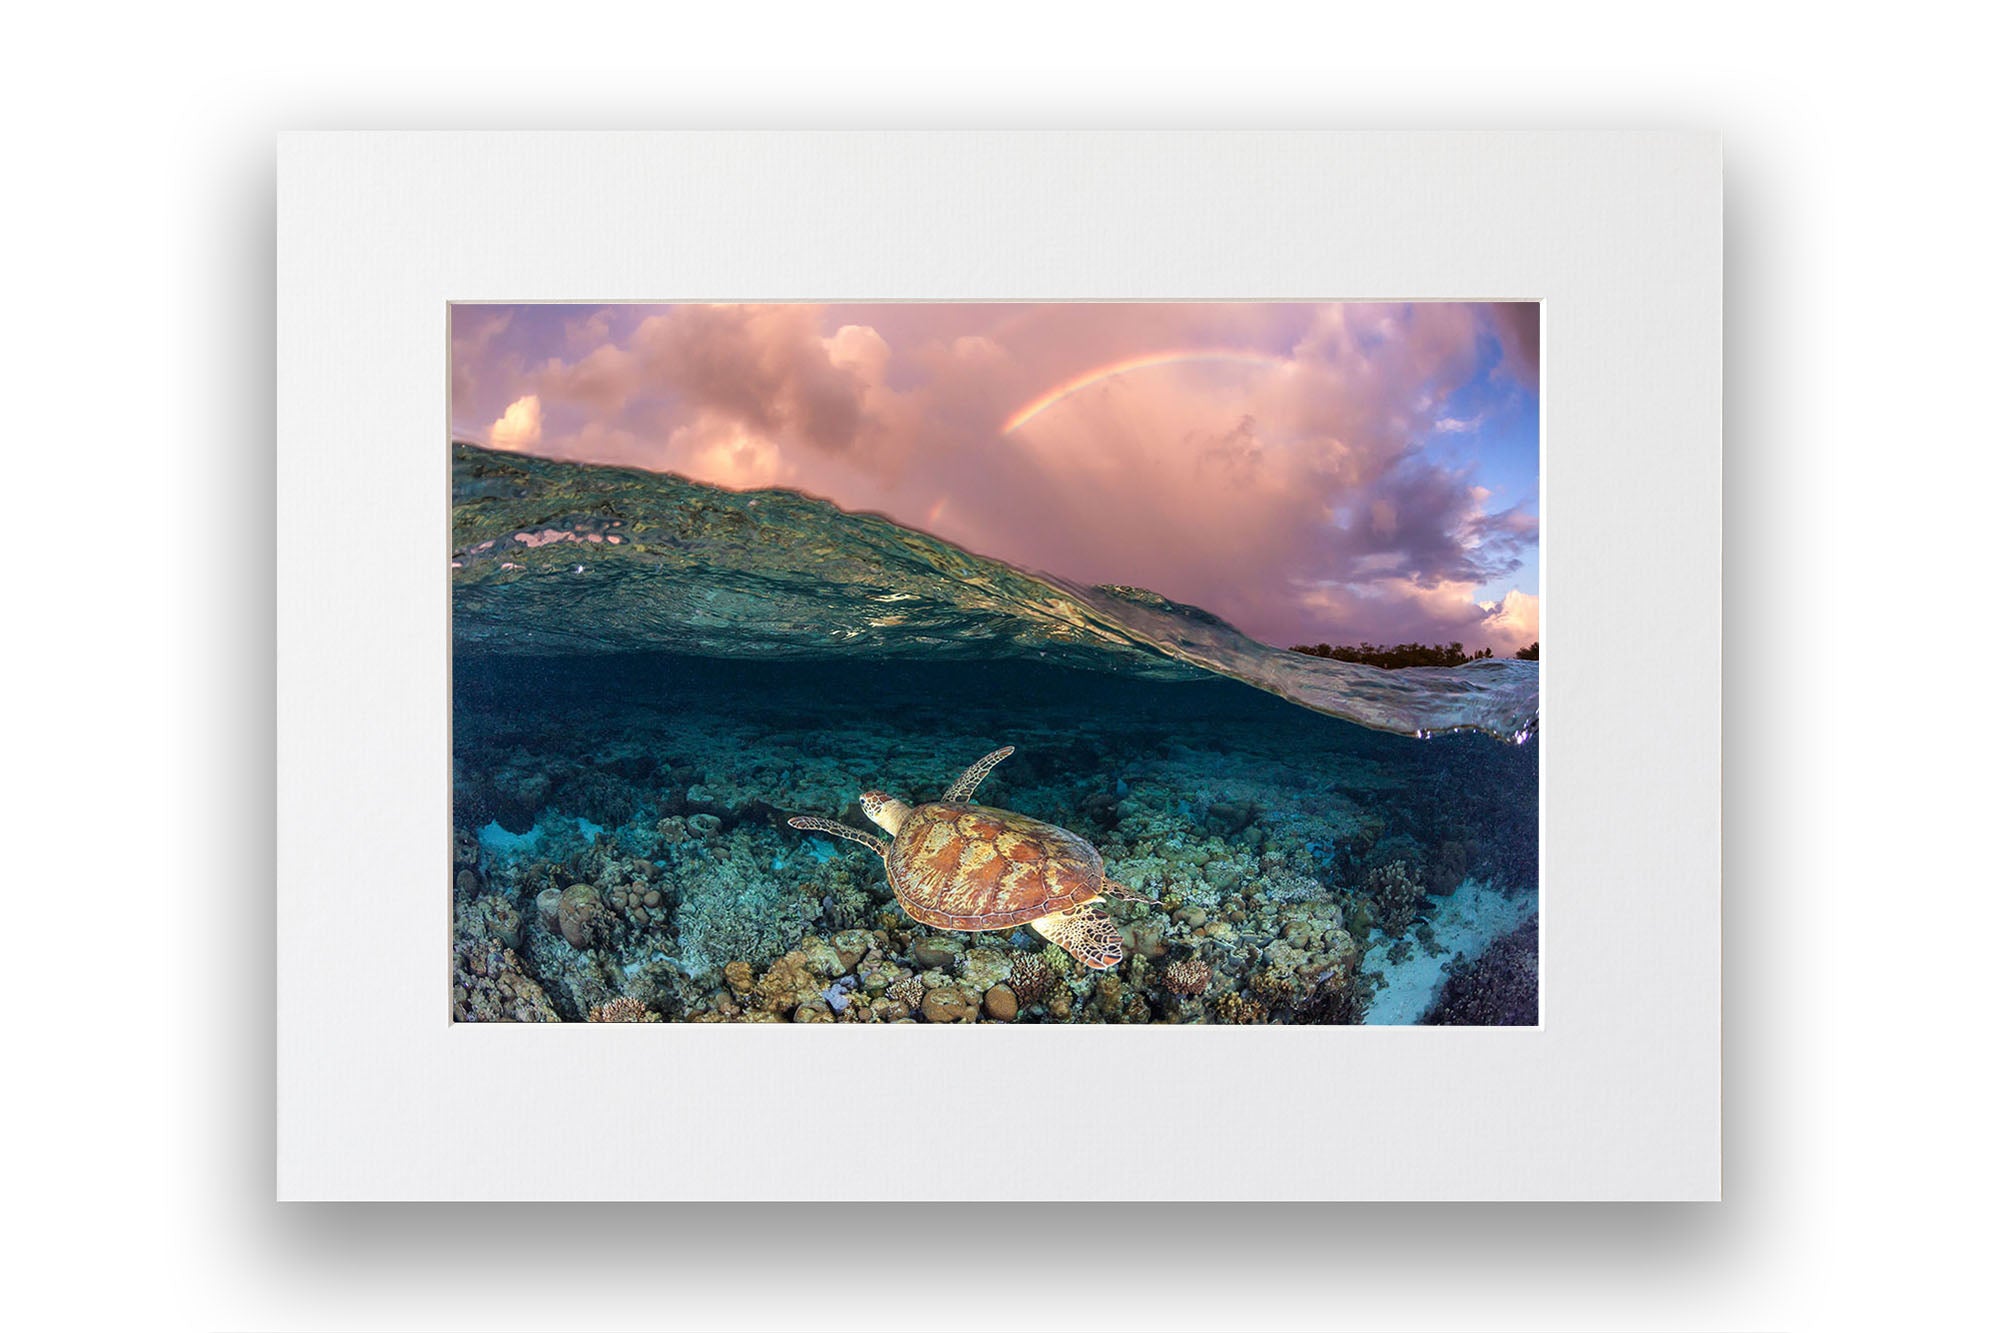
[630,304,872,454]
[1298,580,1540,657]
[660,412,797,491]
[535,342,636,414]
[1481,589,1541,652]
[452,302,1540,650]
[1488,302,1540,384]
[450,306,513,409]
[488,395,543,452]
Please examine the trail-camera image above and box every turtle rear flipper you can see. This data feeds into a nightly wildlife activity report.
[1032,903,1122,970]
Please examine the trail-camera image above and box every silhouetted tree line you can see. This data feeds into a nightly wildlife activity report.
[1514,641,1539,661]
[1288,641,1497,669]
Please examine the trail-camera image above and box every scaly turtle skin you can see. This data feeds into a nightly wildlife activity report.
[787,746,1147,970]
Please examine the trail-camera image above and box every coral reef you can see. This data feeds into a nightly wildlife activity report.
[448,649,1536,1026]
[921,986,979,1023]
[460,894,522,950]
[452,934,559,1022]
[1007,954,1054,1007]
[1161,957,1212,995]
[1363,860,1431,937]
[885,975,924,1014]
[557,883,614,951]
[1213,992,1267,1024]
[587,996,659,1023]
[1424,916,1539,1025]
[672,831,816,984]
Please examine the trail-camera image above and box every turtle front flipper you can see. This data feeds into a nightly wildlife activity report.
[1097,880,1149,904]
[942,745,1015,803]
[1031,903,1122,970]
[787,815,888,858]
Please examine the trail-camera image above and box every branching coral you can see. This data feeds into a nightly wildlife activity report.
[587,996,659,1022]
[672,852,813,982]
[1161,957,1212,996]
[1007,954,1055,1007]
[1090,973,1124,1019]
[1248,967,1297,1009]
[1363,860,1431,937]
[1212,991,1267,1025]
[1262,870,1327,905]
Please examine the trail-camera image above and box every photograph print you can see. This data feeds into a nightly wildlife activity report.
[449,301,1541,1026]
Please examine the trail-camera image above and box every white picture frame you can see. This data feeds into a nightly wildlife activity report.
[277,130,1719,1201]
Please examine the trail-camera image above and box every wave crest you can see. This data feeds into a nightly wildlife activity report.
[451,443,1538,740]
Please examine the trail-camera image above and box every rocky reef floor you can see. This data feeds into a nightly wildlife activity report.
[451,652,1538,1025]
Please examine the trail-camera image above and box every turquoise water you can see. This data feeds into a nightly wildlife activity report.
[450,443,1539,1024]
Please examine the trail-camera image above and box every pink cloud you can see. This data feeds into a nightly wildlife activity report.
[453,302,1539,651]
[450,306,514,411]
[535,342,637,414]
[487,394,542,452]
[1487,302,1540,384]
[631,305,871,453]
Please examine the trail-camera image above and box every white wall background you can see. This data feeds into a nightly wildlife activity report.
[8,3,1988,1329]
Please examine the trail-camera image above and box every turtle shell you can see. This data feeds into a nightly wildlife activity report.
[886,802,1104,930]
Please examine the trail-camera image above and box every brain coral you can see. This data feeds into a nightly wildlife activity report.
[557,883,613,950]
[461,894,522,951]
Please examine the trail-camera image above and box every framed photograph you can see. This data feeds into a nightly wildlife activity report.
[449,297,1542,1031]
[278,131,1720,1200]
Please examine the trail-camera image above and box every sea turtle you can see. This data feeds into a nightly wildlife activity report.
[787,746,1147,970]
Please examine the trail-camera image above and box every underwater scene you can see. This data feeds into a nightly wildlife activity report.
[450,442,1540,1026]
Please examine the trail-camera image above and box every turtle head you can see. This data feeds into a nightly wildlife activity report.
[859,791,912,836]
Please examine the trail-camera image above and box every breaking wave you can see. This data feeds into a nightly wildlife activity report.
[450,442,1538,741]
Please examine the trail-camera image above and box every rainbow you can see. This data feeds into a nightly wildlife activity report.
[1000,350,1289,434]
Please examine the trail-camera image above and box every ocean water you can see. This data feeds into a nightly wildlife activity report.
[450,443,1539,1025]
